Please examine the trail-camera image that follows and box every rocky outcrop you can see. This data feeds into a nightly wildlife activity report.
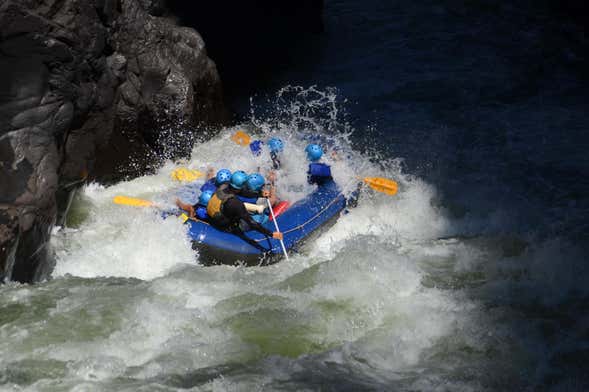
[0,0,228,282]
[166,0,324,104]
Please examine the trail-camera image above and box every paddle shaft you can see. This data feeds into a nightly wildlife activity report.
[115,195,262,213]
[266,198,289,260]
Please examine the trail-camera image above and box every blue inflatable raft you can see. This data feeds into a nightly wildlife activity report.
[182,180,347,266]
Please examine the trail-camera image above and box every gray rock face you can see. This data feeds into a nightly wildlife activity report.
[0,0,228,282]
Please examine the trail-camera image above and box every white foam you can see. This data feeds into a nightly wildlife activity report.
[40,89,489,389]
[52,197,194,280]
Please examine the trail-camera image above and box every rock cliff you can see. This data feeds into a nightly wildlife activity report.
[0,0,227,282]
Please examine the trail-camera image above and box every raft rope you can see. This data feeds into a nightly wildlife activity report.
[186,189,346,243]
[273,193,345,237]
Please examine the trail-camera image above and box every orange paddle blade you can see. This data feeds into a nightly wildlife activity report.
[363,177,398,195]
[113,196,156,207]
[231,130,251,146]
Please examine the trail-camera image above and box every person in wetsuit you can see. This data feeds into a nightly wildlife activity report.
[305,143,333,185]
[200,168,232,193]
[239,172,278,205]
[238,173,273,224]
[176,190,214,220]
[207,171,283,240]
[267,137,284,170]
[248,137,284,170]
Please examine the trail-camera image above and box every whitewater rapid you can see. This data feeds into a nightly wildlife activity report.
[0,119,482,390]
[2,85,585,390]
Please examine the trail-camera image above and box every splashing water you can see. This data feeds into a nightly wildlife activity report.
[1,86,586,391]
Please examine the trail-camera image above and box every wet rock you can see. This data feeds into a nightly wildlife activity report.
[0,0,228,282]
[0,209,19,282]
[138,0,166,16]
[0,138,33,204]
[1,0,324,282]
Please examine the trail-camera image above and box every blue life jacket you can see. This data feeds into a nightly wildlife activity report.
[308,162,332,185]
[251,213,269,224]
[249,140,263,156]
[237,195,258,204]
[200,179,217,194]
[195,205,208,220]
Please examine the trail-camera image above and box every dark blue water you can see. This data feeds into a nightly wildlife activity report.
[231,1,589,388]
[233,0,589,238]
[3,2,589,390]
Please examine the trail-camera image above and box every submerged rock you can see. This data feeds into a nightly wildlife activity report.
[0,0,228,282]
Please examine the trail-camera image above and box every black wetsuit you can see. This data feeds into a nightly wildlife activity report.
[307,162,333,185]
[239,188,261,200]
[222,197,273,236]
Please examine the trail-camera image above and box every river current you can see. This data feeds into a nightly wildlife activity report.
[2,1,588,391]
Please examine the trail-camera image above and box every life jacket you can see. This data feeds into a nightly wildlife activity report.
[237,195,258,204]
[238,186,263,204]
[249,139,263,156]
[195,205,208,220]
[251,213,269,224]
[308,162,332,185]
[200,179,217,194]
[206,184,235,227]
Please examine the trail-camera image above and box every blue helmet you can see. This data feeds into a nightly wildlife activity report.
[230,170,248,189]
[198,190,214,206]
[215,169,232,185]
[246,173,266,192]
[268,137,284,153]
[305,144,323,161]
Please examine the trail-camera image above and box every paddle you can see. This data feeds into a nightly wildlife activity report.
[362,177,398,196]
[113,195,157,207]
[266,198,289,260]
[233,130,282,169]
[171,167,203,182]
[169,131,252,183]
[114,194,286,259]
[231,130,251,146]
[113,195,264,214]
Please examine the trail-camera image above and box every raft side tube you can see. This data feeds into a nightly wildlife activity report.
[183,180,346,265]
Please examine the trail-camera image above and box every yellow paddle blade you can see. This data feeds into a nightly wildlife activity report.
[363,177,398,195]
[171,167,203,182]
[113,195,156,207]
[179,213,190,223]
[231,130,251,146]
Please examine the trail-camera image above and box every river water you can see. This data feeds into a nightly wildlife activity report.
[2,1,589,391]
